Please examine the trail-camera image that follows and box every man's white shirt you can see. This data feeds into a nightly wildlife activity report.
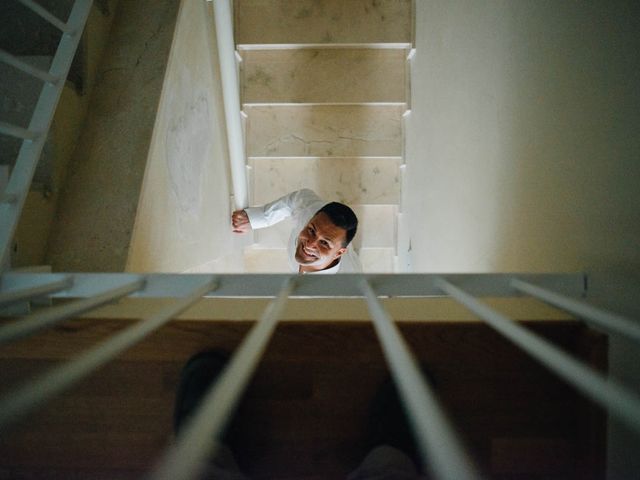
[244,189,362,274]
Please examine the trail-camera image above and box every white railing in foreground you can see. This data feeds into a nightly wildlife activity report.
[0,272,639,480]
[0,0,93,270]
[361,279,481,480]
[150,277,295,480]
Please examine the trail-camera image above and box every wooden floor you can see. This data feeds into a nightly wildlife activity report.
[0,319,606,479]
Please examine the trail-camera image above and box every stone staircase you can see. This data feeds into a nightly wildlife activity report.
[235,0,413,273]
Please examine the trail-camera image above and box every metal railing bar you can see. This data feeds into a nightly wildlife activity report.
[0,273,588,299]
[0,275,73,307]
[149,276,296,480]
[437,277,640,436]
[0,49,59,83]
[0,0,92,269]
[0,277,216,434]
[0,277,145,346]
[17,0,72,33]
[1,192,18,204]
[360,279,481,480]
[511,278,640,344]
[0,122,39,141]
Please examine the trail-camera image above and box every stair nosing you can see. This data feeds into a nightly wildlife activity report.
[243,102,408,108]
[248,155,404,160]
[237,43,412,51]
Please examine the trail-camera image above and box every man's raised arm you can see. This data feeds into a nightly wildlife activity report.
[231,189,322,234]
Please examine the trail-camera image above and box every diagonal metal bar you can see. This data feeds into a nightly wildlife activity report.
[0,49,59,84]
[17,0,72,33]
[0,0,93,270]
[0,121,39,141]
[511,277,640,345]
[437,277,640,436]
[0,277,145,345]
[360,279,481,480]
[149,276,297,480]
[0,275,73,307]
[0,277,216,434]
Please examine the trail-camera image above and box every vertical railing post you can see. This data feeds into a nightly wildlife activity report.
[149,276,296,480]
[360,279,481,480]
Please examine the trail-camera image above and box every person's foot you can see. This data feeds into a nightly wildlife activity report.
[173,350,250,478]
[366,369,436,470]
[173,350,229,434]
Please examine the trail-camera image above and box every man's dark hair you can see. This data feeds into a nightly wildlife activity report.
[317,202,358,247]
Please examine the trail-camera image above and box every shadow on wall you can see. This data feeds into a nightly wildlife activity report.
[406,0,640,274]
[495,1,640,273]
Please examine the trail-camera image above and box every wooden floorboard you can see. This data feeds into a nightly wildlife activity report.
[0,319,606,479]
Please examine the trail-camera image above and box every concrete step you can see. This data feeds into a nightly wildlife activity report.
[359,247,396,273]
[245,104,405,157]
[250,157,401,206]
[243,246,396,273]
[253,205,397,250]
[235,0,412,45]
[241,48,407,103]
[244,247,290,273]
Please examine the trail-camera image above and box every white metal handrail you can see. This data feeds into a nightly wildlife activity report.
[0,0,93,270]
[212,0,248,209]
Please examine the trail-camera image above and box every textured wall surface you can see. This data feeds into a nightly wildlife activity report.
[406,0,640,274]
[45,0,179,271]
[126,0,240,273]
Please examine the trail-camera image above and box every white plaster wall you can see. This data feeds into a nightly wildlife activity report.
[406,2,640,477]
[406,0,640,274]
[127,0,241,272]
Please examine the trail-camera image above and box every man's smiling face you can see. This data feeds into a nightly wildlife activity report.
[295,212,348,272]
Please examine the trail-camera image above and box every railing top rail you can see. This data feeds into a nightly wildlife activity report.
[0,272,586,299]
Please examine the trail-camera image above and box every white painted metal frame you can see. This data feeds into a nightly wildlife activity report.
[212,0,248,209]
[361,279,481,479]
[149,277,296,480]
[0,0,93,269]
[436,277,640,436]
[0,277,145,345]
[0,277,217,432]
[511,277,640,344]
[0,272,587,298]
[0,272,638,480]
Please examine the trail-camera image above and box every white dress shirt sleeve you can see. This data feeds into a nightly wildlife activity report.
[244,189,323,230]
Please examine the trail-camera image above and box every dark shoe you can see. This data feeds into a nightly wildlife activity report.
[366,369,436,470]
[173,350,229,434]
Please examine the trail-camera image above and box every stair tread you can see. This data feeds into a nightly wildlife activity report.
[244,246,396,273]
[250,157,401,206]
[235,0,412,45]
[245,104,405,157]
[241,48,407,104]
